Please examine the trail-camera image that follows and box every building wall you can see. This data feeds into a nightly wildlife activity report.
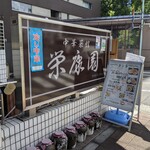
[14,0,101,18]
[0,0,13,73]
[0,0,101,75]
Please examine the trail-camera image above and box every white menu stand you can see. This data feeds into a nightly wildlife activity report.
[101,59,143,131]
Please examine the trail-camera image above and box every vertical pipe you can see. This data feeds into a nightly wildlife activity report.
[125,29,127,58]
[18,15,26,110]
[139,0,145,55]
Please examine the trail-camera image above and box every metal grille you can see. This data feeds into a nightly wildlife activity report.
[0,20,7,83]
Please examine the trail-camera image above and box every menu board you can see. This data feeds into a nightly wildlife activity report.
[102,59,142,112]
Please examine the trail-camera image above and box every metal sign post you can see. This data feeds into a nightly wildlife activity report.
[139,0,145,55]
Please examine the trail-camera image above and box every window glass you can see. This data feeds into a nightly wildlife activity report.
[12,1,32,13]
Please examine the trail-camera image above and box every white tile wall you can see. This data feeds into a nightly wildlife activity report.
[1,91,108,150]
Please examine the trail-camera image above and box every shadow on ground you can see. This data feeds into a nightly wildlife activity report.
[96,120,150,150]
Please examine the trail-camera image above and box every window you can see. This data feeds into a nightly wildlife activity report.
[32,6,51,17]
[65,0,92,9]
[51,10,60,19]
[60,13,68,19]
[12,1,32,13]
[83,1,92,9]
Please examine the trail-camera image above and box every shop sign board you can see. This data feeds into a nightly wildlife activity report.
[18,14,111,110]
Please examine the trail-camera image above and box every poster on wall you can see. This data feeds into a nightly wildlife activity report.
[102,59,142,112]
[29,27,44,72]
[95,36,101,49]
[101,38,106,52]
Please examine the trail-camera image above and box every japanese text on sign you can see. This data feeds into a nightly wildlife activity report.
[29,28,44,72]
[47,38,98,79]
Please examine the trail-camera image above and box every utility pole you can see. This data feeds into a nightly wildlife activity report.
[139,0,145,56]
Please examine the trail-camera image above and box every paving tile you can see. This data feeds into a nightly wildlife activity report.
[82,142,99,150]
[94,127,116,144]
[116,140,128,148]
[140,105,150,114]
[127,136,150,150]
[111,129,126,140]
[138,118,150,126]
[95,146,105,150]
[125,145,139,150]
[139,112,150,119]
[144,120,150,131]
[139,130,150,142]
[116,132,135,144]
[130,122,146,135]
[98,138,126,150]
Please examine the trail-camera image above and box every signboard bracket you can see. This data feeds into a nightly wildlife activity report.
[29,108,36,117]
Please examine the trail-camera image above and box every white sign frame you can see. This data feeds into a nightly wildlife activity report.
[101,59,143,131]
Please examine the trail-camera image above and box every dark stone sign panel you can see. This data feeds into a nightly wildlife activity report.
[19,17,110,110]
